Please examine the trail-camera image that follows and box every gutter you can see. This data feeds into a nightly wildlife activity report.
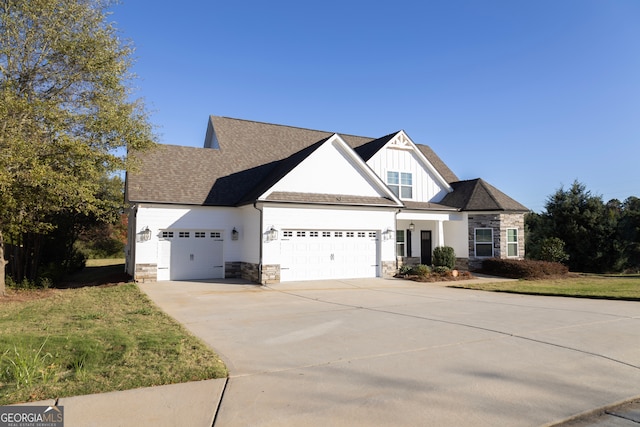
[253,201,263,284]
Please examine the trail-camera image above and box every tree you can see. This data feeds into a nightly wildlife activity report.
[618,196,640,271]
[539,237,569,263]
[0,0,155,295]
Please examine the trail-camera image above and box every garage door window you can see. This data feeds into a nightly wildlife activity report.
[179,231,190,238]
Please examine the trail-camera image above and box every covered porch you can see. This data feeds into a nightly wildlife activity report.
[395,209,468,268]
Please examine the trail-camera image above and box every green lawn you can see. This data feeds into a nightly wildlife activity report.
[450,275,640,300]
[0,281,227,405]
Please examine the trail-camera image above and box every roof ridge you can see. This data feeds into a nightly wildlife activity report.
[211,115,376,141]
[476,178,501,208]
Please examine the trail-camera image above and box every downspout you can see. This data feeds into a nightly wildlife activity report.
[253,201,263,284]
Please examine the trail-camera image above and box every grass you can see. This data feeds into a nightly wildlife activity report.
[450,275,640,300]
[0,281,227,405]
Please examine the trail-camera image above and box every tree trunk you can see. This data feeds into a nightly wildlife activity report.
[0,230,6,296]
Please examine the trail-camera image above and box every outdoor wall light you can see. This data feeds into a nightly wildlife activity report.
[383,228,394,241]
[231,227,239,240]
[266,226,278,242]
[141,226,152,242]
[409,222,415,231]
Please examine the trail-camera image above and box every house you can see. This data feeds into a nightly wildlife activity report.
[125,116,529,284]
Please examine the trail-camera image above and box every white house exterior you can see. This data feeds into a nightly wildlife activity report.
[125,116,528,284]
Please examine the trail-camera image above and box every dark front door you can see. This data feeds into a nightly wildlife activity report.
[421,230,432,265]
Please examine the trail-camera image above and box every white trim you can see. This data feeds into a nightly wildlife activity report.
[474,228,494,258]
[506,228,518,257]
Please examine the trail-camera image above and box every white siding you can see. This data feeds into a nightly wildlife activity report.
[264,139,383,198]
[133,204,247,267]
[367,146,449,202]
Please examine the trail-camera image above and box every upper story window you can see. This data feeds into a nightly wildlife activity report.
[387,171,413,199]
[474,228,493,257]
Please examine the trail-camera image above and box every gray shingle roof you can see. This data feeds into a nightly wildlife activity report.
[439,179,529,212]
[126,116,520,212]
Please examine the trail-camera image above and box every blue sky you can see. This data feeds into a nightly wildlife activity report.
[111,0,639,212]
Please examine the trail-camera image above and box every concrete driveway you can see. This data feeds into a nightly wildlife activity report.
[140,278,640,427]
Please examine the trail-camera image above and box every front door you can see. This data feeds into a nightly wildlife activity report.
[421,230,432,265]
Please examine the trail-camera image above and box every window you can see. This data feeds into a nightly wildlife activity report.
[357,232,366,237]
[335,231,343,237]
[346,232,354,238]
[161,231,173,238]
[310,231,319,237]
[507,229,518,257]
[296,231,306,237]
[283,231,293,238]
[368,232,377,238]
[475,229,493,257]
[195,232,206,238]
[210,232,221,238]
[396,230,405,257]
[387,171,413,199]
[322,231,331,237]
[178,231,190,238]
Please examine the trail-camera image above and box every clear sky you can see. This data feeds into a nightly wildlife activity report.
[110,0,639,212]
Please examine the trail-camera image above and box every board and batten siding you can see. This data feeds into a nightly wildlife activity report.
[367,145,449,203]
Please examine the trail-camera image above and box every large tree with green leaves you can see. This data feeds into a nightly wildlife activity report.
[0,0,155,295]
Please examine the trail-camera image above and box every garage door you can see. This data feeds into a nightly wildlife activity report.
[157,230,224,281]
[280,230,379,281]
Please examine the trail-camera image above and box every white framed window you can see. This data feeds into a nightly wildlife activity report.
[474,228,493,257]
[507,228,518,257]
[283,231,293,238]
[322,231,331,237]
[396,230,405,257]
[210,231,221,238]
[310,231,319,237]
[357,232,366,237]
[296,231,306,237]
[195,232,206,238]
[369,232,376,238]
[335,231,343,237]
[161,231,173,239]
[179,231,190,238]
[387,171,413,199]
[346,232,354,238]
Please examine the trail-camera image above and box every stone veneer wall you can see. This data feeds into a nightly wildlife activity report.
[397,257,420,268]
[467,214,501,270]
[225,261,260,283]
[381,260,397,278]
[134,263,157,282]
[499,213,526,259]
[261,264,280,284]
[467,213,526,270]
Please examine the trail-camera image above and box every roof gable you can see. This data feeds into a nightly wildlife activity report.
[258,134,401,205]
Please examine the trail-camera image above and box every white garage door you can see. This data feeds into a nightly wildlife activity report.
[280,230,379,282]
[157,230,224,281]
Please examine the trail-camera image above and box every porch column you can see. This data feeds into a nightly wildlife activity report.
[436,220,445,247]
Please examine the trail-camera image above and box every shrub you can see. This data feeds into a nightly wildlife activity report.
[433,266,451,275]
[482,258,569,279]
[398,265,413,275]
[540,237,569,263]
[412,264,431,277]
[433,246,456,269]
